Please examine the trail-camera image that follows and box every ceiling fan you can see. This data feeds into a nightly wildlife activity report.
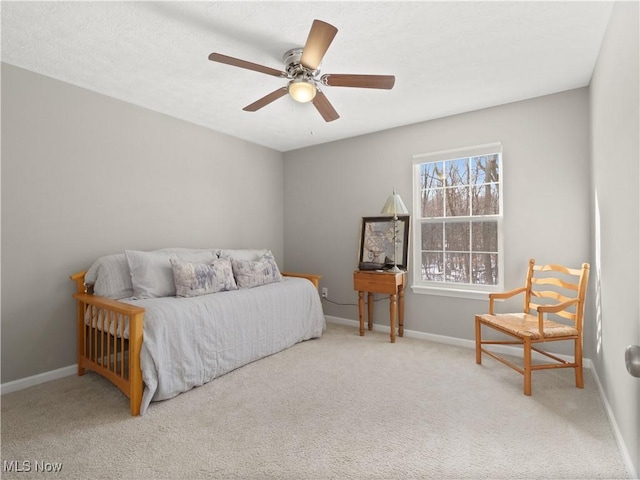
[208,19,395,122]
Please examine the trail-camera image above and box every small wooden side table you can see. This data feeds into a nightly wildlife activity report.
[353,270,406,343]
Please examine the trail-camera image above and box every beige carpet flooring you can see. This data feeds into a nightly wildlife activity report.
[0,322,630,479]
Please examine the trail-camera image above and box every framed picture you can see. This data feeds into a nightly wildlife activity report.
[358,215,410,270]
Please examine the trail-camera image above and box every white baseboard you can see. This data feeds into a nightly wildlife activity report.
[326,315,635,479]
[1,364,77,395]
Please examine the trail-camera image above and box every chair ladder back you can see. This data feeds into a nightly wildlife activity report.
[529,280,578,322]
[527,262,590,328]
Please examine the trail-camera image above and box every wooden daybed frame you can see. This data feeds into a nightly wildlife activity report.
[70,270,321,416]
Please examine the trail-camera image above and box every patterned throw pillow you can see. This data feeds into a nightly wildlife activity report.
[231,251,282,289]
[171,258,238,298]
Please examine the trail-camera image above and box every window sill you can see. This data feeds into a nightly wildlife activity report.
[410,284,499,301]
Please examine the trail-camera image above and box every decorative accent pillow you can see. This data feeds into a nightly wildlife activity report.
[231,251,283,289]
[85,253,133,299]
[171,258,238,298]
[126,249,218,299]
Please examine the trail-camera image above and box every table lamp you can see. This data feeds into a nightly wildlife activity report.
[380,189,408,272]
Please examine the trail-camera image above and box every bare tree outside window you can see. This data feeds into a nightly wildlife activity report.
[415,151,501,289]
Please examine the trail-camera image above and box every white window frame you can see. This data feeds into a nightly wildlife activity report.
[411,142,504,299]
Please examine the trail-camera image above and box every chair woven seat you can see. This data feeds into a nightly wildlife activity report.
[476,313,579,339]
[475,258,589,395]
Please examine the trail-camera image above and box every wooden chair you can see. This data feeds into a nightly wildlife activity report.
[475,258,590,395]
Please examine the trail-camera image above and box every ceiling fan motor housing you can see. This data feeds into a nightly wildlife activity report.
[283,48,320,80]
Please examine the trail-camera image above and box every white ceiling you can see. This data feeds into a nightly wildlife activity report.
[1,1,614,152]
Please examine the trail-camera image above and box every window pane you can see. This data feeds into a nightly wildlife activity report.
[421,252,444,281]
[445,158,469,186]
[420,162,444,189]
[422,189,444,217]
[445,253,470,283]
[472,184,499,215]
[472,253,498,285]
[422,223,443,250]
[470,154,499,185]
[471,221,498,252]
[445,187,469,216]
[444,223,469,252]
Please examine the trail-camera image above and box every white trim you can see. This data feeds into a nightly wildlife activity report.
[0,364,77,395]
[412,142,503,164]
[410,284,499,300]
[411,143,504,295]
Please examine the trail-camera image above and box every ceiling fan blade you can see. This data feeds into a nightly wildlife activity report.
[243,87,288,112]
[208,53,286,78]
[300,20,338,71]
[321,74,395,89]
[312,90,340,122]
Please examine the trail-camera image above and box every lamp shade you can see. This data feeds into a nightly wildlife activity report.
[381,190,408,215]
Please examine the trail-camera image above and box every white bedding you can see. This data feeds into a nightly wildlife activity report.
[124,277,325,414]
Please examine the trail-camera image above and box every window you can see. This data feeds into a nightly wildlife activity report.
[412,143,503,297]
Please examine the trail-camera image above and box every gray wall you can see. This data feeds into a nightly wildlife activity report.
[284,88,591,354]
[1,63,284,383]
[589,1,639,475]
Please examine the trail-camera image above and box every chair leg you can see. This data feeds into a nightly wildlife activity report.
[524,337,532,396]
[575,338,584,389]
[475,317,482,364]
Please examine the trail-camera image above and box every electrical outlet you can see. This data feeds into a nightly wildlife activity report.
[321,287,328,298]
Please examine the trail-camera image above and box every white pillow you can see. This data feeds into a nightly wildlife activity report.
[85,253,133,299]
[126,249,218,299]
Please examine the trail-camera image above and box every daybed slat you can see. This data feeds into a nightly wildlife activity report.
[112,315,117,374]
[100,309,105,367]
[92,305,97,363]
[107,311,111,371]
[120,315,125,378]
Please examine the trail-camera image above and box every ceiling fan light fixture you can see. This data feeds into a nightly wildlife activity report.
[288,78,317,103]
